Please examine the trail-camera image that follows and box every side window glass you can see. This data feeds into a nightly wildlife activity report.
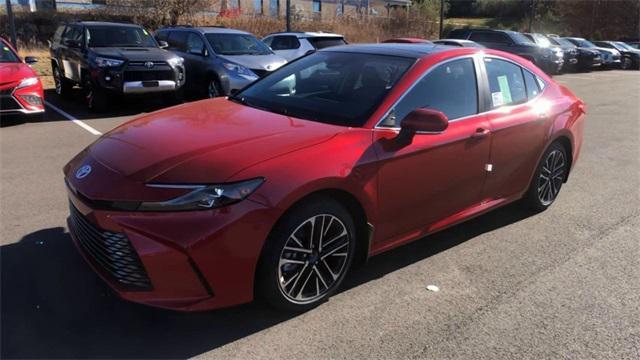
[484,58,527,108]
[263,36,273,47]
[63,26,83,43]
[168,31,188,52]
[186,33,205,55]
[155,31,168,42]
[53,26,66,44]
[523,69,540,99]
[387,58,478,126]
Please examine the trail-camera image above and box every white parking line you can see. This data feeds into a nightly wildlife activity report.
[44,101,103,136]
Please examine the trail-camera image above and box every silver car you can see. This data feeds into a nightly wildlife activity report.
[262,32,347,62]
[155,26,287,97]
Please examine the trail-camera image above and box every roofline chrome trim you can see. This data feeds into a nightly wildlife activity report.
[374,53,548,130]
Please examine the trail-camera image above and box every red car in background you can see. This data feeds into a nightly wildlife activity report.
[0,38,45,117]
[64,44,585,312]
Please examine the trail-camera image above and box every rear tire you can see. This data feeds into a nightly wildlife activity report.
[522,142,568,211]
[257,197,356,312]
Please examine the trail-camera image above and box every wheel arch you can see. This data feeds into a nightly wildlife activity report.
[254,187,372,296]
[551,134,574,182]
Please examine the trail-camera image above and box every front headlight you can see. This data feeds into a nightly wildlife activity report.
[223,62,257,79]
[167,56,184,67]
[95,57,124,67]
[139,178,264,211]
[16,77,39,89]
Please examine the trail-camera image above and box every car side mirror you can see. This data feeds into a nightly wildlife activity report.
[158,40,169,49]
[24,56,38,64]
[396,108,448,146]
[189,47,206,56]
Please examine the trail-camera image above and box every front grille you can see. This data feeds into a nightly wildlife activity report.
[0,87,15,96]
[69,203,152,290]
[0,97,21,110]
[250,69,270,78]
[123,70,175,82]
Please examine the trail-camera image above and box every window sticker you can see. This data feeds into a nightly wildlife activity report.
[497,75,513,104]
[491,91,504,107]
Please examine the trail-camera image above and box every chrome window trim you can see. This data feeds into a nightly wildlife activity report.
[374,53,546,131]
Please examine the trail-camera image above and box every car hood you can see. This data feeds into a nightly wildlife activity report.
[0,62,37,89]
[89,47,177,62]
[218,54,287,71]
[65,99,343,201]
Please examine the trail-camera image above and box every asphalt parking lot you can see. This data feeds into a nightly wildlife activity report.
[1,70,639,359]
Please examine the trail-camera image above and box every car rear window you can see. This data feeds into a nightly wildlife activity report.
[484,58,527,108]
[307,37,346,49]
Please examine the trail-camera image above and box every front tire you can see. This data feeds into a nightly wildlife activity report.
[206,77,223,98]
[522,142,568,211]
[53,66,73,98]
[621,56,633,70]
[84,78,108,112]
[257,197,356,312]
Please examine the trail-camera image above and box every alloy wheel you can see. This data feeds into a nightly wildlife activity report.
[537,149,566,206]
[277,214,350,304]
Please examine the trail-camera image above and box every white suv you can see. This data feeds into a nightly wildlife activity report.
[262,32,346,62]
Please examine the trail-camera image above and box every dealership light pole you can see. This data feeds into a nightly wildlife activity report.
[438,0,444,39]
[5,0,18,49]
[286,0,291,32]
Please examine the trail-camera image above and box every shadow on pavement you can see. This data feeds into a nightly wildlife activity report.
[1,203,535,359]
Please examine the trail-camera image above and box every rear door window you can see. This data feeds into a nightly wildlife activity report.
[522,69,541,99]
[484,58,527,107]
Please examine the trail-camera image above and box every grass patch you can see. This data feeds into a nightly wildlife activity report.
[18,47,54,90]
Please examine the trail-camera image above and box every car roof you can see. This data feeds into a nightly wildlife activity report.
[159,26,251,35]
[321,43,463,58]
[73,21,141,28]
[266,31,344,38]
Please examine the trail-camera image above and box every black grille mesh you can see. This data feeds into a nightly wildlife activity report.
[1,97,21,110]
[69,203,152,290]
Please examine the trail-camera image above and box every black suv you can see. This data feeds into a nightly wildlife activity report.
[50,21,186,111]
[448,28,563,74]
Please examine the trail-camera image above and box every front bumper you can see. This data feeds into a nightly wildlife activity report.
[0,83,45,115]
[91,61,185,95]
[66,184,280,311]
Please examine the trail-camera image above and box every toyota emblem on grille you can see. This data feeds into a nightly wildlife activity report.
[144,61,155,69]
[75,165,92,179]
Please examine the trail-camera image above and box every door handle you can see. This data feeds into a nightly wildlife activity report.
[470,128,491,139]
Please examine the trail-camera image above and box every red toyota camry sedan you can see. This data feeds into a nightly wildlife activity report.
[64,44,585,312]
[0,38,45,117]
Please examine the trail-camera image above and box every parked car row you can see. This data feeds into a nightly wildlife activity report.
[446,28,640,73]
[3,21,637,117]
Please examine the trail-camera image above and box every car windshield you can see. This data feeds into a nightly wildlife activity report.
[613,42,633,51]
[205,33,272,55]
[234,51,415,127]
[574,38,597,48]
[0,42,20,63]
[87,26,157,47]
[554,38,576,47]
[507,31,535,44]
[532,34,552,47]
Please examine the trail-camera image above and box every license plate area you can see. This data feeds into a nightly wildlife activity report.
[142,81,159,87]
